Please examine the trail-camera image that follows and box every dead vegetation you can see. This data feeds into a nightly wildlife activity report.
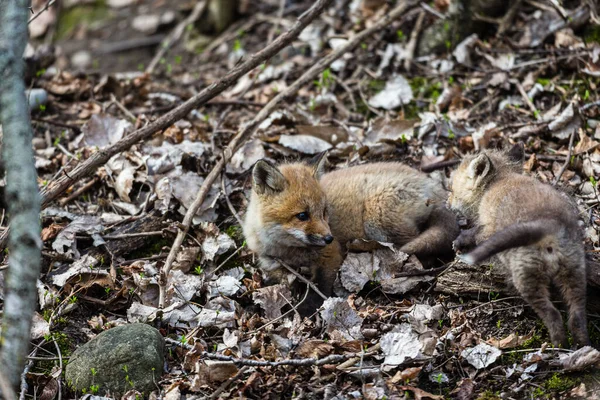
[2,0,600,398]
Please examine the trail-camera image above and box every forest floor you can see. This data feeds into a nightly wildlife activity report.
[5,0,600,398]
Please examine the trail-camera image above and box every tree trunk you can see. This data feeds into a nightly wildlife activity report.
[0,0,42,392]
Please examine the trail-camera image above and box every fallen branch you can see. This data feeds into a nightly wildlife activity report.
[156,0,420,309]
[0,0,334,250]
[164,338,380,367]
[146,0,208,74]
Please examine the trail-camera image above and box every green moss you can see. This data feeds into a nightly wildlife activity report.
[57,0,110,40]
[225,225,243,241]
[545,373,578,392]
[583,25,600,43]
[368,79,386,92]
[477,390,501,400]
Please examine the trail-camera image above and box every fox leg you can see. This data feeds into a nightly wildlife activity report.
[453,225,482,253]
[556,256,590,347]
[399,207,459,259]
[509,254,568,347]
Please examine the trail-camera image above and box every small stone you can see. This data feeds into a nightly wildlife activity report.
[132,14,160,34]
[65,323,164,396]
[71,50,92,70]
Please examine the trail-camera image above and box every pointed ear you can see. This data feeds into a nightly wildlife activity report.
[308,151,328,180]
[252,160,287,195]
[507,142,524,163]
[467,153,493,185]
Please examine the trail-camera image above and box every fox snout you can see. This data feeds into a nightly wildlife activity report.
[308,233,334,246]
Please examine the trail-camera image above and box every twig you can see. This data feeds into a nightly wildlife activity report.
[157,0,419,309]
[28,0,55,24]
[164,337,379,367]
[221,174,244,227]
[512,80,540,120]
[208,366,249,400]
[420,3,446,19]
[146,0,208,74]
[553,128,577,186]
[497,0,523,36]
[52,339,62,400]
[246,284,311,336]
[58,177,99,206]
[0,0,335,251]
[277,259,327,300]
[404,10,425,71]
[101,231,165,240]
[109,94,136,122]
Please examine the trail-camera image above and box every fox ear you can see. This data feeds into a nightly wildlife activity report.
[252,160,287,195]
[507,142,524,163]
[467,153,493,185]
[309,151,328,180]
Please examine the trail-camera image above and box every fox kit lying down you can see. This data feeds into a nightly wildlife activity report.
[448,144,590,347]
[243,153,459,312]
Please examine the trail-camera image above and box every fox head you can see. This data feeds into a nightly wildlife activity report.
[247,152,334,249]
[448,143,524,220]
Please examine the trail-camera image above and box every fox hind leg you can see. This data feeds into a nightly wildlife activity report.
[556,256,590,347]
[509,254,568,348]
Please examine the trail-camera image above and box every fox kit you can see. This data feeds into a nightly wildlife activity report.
[243,153,459,312]
[448,144,590,347]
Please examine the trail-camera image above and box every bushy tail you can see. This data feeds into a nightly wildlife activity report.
[460,219,558,265]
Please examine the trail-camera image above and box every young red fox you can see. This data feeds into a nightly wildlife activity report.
[243,153,459,312]
[448,144,590,348]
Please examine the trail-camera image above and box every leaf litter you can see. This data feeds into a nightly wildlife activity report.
[8,0,600,398]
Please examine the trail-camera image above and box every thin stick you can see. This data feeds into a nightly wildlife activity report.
[277,259,327,300]
[28,0,56,24]
[404,10,425,71]
[553,128,577,186]
[0,0,335,250]
[58,177,98,206]
[146,0,208,74]
[164,338,379,367]
[208,366,249,400]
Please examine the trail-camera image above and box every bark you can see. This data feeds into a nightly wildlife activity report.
[0,0,42,392]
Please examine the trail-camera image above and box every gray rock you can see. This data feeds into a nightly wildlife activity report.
[66,323,164,396]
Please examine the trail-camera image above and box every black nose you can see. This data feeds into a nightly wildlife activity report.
[324,235,334,244]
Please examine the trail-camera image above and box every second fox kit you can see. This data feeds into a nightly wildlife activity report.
[448,144,590,347]
[243,153,459,309]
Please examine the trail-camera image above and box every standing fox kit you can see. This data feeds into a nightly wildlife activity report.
[448,145,590,347]
[243,153,459,310]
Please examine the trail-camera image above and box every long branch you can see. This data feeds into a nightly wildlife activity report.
[0,0,334,249]
[0,0,43,391]
[157,0,419,308]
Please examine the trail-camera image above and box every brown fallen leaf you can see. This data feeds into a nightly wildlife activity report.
[486,331,534,350]
[390,366,422,383]
[295,339,334,358]
[451,378,475,400]
[41,223,65,242]
[399,386,444,400]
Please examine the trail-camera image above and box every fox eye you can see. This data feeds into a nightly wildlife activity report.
[296,212,310,221]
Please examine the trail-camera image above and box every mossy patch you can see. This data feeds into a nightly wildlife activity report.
[57,0,110,40]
